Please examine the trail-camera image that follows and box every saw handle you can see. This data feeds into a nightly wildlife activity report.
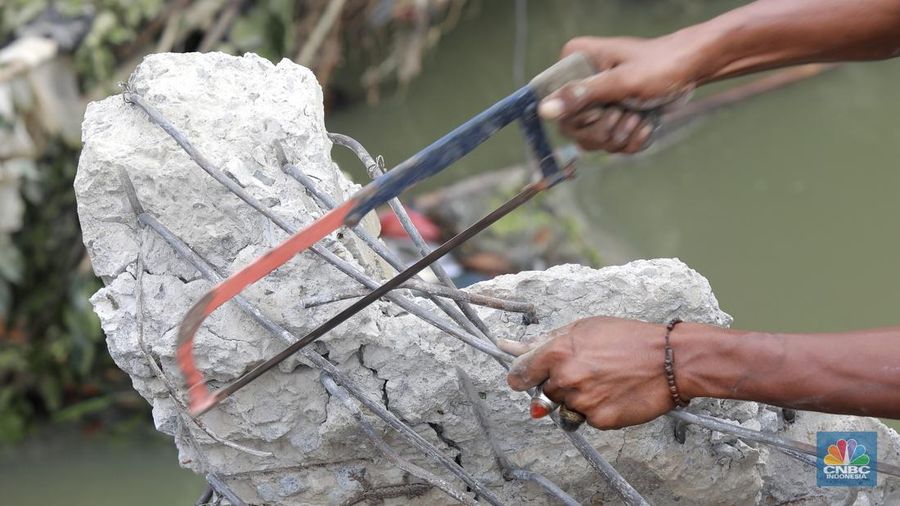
[528,52,596,99]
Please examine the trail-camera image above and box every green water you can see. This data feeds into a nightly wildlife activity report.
[0,429,204,505]
[10,1,900,503]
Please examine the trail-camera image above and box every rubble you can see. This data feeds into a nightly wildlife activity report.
[75,52,900,505]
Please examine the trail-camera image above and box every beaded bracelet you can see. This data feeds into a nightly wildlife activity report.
[664,319,690,408]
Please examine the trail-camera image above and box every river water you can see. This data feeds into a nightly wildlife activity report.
[8,1,899,504]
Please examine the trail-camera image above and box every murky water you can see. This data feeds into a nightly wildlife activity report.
[0,429,204,505]
[11,1,899,503]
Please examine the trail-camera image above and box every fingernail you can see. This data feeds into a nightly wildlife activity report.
[496,338,520,354]
[538,98,564,119]
[640,123,655,144]
[614,115,639,145]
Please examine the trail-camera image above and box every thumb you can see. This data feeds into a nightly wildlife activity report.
[538,70,629,121]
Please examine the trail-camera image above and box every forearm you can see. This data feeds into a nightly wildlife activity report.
[675,0,900,84]
[676,323,900,418]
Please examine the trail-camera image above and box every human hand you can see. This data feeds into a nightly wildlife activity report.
[499,316,682,430]
[540,35,705,153]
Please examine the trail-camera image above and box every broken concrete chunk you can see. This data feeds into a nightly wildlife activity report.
[76,52,900,505]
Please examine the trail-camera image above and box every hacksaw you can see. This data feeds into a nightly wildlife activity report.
[176,52,621,421]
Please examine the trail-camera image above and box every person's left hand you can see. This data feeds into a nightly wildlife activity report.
[498,316,679,429]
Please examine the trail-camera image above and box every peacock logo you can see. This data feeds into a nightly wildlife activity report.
[824,438,870,466]
[817,432,877,487]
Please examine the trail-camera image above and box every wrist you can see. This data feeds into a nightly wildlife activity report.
[668,322,763,401]
[661,19,735,86]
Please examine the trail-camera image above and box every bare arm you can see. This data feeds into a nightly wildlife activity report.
[544,0,900,153]
[677,322,900,418]
[500,318,900,430]
[694,0,900,82]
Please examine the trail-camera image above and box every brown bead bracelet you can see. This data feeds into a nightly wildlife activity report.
[664,318,690,408]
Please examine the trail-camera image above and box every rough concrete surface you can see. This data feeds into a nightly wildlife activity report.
[76,52,900,505]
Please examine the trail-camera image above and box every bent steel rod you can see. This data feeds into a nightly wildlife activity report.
[198,175,560,414]
[124,92,508,367]
[129,174,649,505]
[321,374,478,506]
[329,132,495,341]
[668,409,900,477]
[133,210,505,504]
[457,367,580,506]
[282,160,494,347]
[124,90,648,504]
[296,280,535,316]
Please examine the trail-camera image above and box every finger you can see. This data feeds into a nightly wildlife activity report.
[591,110,639,152]
[557,404,587,432]
[538,70,629,121]
[507,347,553,391]
[568,108,623,150]
[496,338,532,357]
[506,332,569,392]
[610,111,643,148]
[586,407,626,431]
[560,36,598,59]
[569,106,605,127]
[558,106,608,142]
[540,374,567,403]
[596,107,624,139]
[621,121,656,154]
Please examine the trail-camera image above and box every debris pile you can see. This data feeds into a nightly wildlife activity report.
[76,52,900,505]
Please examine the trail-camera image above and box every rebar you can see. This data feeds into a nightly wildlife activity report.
[206,473,247,506]
[457,367,580,506]
[668,409,900,477]
[321,374,478,506]
[129,197,505,504]
[282,158,495,344]
[125,177,273,459]
[556,422,649,506]
[118,89,891,505]
[124,91,508,362]
[296,279,535,317]
[329,133,496,341]
[123,94,644,503]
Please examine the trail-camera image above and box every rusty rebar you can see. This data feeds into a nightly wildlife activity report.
[132,201,505,504]
[122,94,649,504]
[321,374,477,506]
[123,170,272,459]
[124,91,508,362]
[457,368,579,506]
[282,158,498,343]
[329,132,496,341]
[668,409,900,477]
[206,474,247,506]
[297,279,534,316]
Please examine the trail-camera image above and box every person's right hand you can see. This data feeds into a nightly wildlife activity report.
[541,34,706,153]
